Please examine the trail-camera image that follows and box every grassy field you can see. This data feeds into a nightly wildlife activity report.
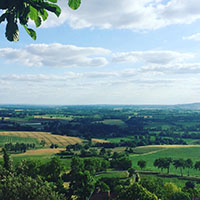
[0,131,82,147]
[0,148,72,169]
[100,119,126,126]
[106,136,134,143]
[0,135,40,147]
[130,145,200,176]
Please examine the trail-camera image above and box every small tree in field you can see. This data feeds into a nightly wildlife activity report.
[137,160,146,170]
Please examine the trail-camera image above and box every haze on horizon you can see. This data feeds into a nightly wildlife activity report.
[1,0,200,105]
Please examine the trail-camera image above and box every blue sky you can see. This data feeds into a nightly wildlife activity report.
[1,0,200,105]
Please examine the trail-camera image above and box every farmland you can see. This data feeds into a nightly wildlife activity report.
[1,104,200,199]
[0,131,82,147]
[130,145,200,176]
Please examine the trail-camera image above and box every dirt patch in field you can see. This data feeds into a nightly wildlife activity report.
[13,148,65,156]
[92,139,110,143]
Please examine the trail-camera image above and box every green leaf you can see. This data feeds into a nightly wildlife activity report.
[42,3,61,17]
[29,6,41,27]
[23,26,36,40]
[5,22,19,42]
[39,9,48,21]
[47,0,58,3]
[68,0,81,10]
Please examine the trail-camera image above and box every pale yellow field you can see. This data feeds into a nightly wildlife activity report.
[0,131,82,146]
[92,138,110,143]
[14,148,65,156]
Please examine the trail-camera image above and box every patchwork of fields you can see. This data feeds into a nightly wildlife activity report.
[0,131,82,147]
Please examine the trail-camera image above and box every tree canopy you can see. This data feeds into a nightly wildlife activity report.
[0,0,81,41]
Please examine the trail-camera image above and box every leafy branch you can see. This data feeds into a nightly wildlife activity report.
[0,0,81,41]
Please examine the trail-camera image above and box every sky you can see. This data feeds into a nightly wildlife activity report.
[1,0,200,105]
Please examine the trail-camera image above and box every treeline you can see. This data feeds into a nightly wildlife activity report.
[154,157,200,177]
[4,142,36,152]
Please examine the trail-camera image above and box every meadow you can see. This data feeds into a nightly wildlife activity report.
[130,145,200,176]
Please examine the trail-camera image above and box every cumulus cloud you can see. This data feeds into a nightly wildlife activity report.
[0,43,110,68]
[112,50,194,64]
[183,33,200,41]
[42,0,200,31]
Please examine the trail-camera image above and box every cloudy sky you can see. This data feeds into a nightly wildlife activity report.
[1,0,200,105]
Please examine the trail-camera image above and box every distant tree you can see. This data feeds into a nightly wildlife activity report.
[137,160,146,170]
[194,161,200,170]
[154,158,164,172]
[185,159,193,176]
[2,148,12,171]
[173,159,186,176]
[40,139,46,147]
[128,168,135,177]
[162,157,172,173]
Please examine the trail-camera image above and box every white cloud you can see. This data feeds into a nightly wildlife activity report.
[112,50,193,64]
[0,43,110,68]
[42,0,200,31]
[141,63,200,74]
[183,33,200,41]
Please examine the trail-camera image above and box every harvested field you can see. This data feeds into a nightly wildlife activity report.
[0,131,82,147]
[13,148,65,156]
[92,138,110,143]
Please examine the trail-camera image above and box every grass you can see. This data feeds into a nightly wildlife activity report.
[0,131,82,147]
[106,136,134,143]
[0,135,40,147]
[130,145,200,177]
[100,119,126,126]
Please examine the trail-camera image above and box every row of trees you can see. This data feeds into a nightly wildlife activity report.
[4,142,35,153]
[153,158,200,176]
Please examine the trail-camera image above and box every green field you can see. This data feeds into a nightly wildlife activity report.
[130,145,200,176]
[106,136,134,143]
[0,135,40,147]
[97,119,126,126]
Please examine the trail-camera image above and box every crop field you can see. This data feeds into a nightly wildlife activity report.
[34,115,74,120]
[0,148,72,169]
[0,135,40,147]
[92,138,110,143]
[130,145,200,176]
[0,131,82,147]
